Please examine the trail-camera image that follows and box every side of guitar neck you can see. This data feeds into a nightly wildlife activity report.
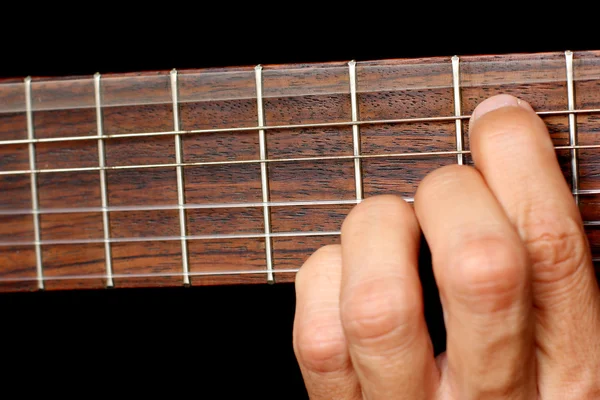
[0,50,599,292]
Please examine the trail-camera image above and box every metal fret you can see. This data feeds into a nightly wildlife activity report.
[565,51,580,204]
[255,65,274,283]
[170,69,191,286]
[348,61,363,200]
[451,56,464,165]
[24,77,44,290]
[94,74,114,288]
[2,108,600,147]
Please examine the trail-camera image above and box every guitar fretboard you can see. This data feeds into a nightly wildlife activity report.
[0,50,599,291]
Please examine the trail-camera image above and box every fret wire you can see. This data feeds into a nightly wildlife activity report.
[255,65,274,283]
[2,107,600,147]
[25,77,44,290]
[451,56,464,165]
[94,73,114,288]
[565,51,580,204]
[348,61,364,200]
[170,69,190,286]
[3,143,600,177]
[0,268,301,283]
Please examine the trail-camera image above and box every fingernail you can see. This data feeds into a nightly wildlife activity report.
[471,94,534,122]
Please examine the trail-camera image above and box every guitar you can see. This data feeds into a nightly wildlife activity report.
[1,49,598,291]
[1,46,598,397]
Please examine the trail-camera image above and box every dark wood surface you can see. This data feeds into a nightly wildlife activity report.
[0,12,598,397]
[1,51,599,291]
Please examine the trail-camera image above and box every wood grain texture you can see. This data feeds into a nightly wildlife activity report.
[0,50,599,291]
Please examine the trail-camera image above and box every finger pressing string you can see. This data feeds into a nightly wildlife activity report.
[469,94,600,397]
[415,165,536,399]
[340,195,438,400]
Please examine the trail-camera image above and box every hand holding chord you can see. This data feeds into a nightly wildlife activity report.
[293,94,600,399]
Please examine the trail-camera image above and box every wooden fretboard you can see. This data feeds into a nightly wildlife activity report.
[1,50,599,291]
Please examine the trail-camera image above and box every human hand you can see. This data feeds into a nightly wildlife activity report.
[292,94,600,399]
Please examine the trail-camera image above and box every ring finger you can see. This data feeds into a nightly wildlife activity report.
[468,94,600,396]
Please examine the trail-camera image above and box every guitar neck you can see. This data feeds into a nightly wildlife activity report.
[1,50,599,292]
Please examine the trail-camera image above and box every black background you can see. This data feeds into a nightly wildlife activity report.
[0,8,597,398]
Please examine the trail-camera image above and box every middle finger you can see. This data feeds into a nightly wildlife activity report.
[415,165,536,399]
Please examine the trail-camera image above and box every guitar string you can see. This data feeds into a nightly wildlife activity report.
[0,140,598,217]
[0,183,599,216]
[2,55,600,282]
[0,108,599,147]
[0,143,599,177]
[0,268,302,283]
[1,261,599,283]
[1,223,599,248]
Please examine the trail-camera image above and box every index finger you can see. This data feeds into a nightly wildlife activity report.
[468,94,600,394]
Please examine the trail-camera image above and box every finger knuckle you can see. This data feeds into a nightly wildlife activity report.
[448,236,528,313]
[294,316,348,373]
[522,214,588,287]
[341,278,421,345]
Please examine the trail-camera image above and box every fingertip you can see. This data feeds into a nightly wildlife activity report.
[470,94,535,126]
[295,244,342,291]
[342,195,418,239]
[415,165,479,215]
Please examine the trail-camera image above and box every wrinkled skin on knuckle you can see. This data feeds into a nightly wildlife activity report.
[294,316,349,374]
[521,213,589,288]
[450,360,531,400]
[341,278,422,348]
[293,244,346,373]
[444,236,529,315]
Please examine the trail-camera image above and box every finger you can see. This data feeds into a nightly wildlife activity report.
[469,95,600,394]
[415,165,536,399]
[293,245,362,400]
[339,195,438,400]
